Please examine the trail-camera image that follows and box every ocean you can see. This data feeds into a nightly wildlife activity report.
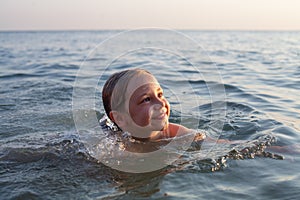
[0,30,299,199]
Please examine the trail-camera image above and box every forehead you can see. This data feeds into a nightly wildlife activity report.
[133,83,162,95]
[126,72,159,95]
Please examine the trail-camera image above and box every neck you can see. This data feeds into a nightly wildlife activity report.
[149,131,162,140]
[130,131,162,142]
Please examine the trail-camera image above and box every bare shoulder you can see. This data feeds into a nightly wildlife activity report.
[167,123,206,141]
[168,123,190,136]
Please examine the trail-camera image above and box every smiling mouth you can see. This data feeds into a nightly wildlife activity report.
[153,112,167,120]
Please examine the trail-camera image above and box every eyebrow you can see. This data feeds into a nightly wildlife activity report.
[136,86,162,99]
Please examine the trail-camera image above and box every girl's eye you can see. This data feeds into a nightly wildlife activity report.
[158,92,163,98]
[142,97,151,103]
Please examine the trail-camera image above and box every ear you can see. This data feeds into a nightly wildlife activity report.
[109,111,127,129]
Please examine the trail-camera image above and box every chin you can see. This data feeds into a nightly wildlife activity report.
[152,121,168,131]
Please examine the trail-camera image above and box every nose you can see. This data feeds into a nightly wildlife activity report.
[153,97,165,109]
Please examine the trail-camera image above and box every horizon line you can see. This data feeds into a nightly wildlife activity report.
[1,28,300,32]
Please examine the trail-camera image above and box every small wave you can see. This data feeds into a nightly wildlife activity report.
[188,79,206,85]
[0,73,40,79]
[174,134,283,173]
[0,139,87,164]
[0,47,16,60]
[224,83,245,93]
[0,137,116,200]
[197,101,256,119]
[226,101,255,113]
[0,103,16,111]
[212,49,230,56]
[177,69,200,74]
[110,61,150,70]
[38,63,79,70]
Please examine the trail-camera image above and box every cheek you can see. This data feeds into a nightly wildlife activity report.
[165,99,170,116]
[129,104,150,127]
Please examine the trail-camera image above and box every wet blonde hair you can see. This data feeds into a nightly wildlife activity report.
[102,68,152,121]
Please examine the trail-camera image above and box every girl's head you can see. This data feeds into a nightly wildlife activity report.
[102,69,170,138]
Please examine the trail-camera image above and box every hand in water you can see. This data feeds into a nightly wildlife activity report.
[194,132,206,141]
[266,143,300,155]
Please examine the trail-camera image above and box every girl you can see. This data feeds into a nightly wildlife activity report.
[102,68,206,143]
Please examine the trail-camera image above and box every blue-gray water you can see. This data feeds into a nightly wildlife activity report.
[1,30,300,199]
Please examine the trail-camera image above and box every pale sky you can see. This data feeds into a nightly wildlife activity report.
[1,0,300,31]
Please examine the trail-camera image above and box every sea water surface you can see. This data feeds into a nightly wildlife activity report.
[0,30,300,199]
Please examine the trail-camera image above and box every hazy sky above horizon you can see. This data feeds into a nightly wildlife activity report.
[1,0,300,31]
